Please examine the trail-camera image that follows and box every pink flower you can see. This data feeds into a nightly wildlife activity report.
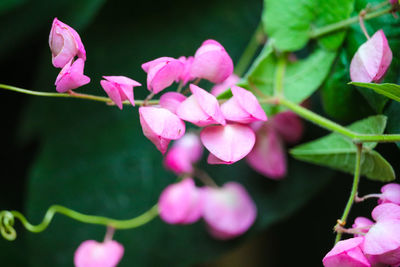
[49,18,86,68]
[177,56,195,85]
[176,84,226,127]
[164,133,203,175]
[100,76,141,110]
[141,57,184,94]
[159,92,186,114]
[190,40,234,83]
[202,182,256,240]
[201,123,256,164]
[371,203,400,222]
[139,106,185,154]
[55,58,90,93]
[378,183,400,205]
[211,74,240,96]
[74,240,124,267]
[221,85,267,124]
[350,30,392,83]
[323,237,371,267]
[352,217,374,236]
[158,178,203,224]
[272,111,304,144]
[390,0,398,6]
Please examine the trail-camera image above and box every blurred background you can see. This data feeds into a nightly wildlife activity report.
[0,0,398,266]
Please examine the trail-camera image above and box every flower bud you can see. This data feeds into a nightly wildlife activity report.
[49,18,86,68]
[74,240,124,267]
[100,76,141,109]
[202,182,256,240]
[159,92,186,114]
[55,58,90,93]
[177,56,195,85]
[323,237,370,267]
[158,178,203,224]
[141,57,184,94]
[190,40,234,83]
[272,111,303,144]
[352,217,374,237]
[379,183,400,205]
[211,74,240,96]
[350,30,392,83]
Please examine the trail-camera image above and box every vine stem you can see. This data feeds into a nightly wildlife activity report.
[310,5,392,39]
[334,143,363,244]
[0,204,158,241]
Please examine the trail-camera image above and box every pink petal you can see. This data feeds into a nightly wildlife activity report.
[207,153,232,165]
[363,219,400,256]
[352,217,374,236]
[246,128,287,179]
[323,237,370,267]
[200,124,255,164]
[100,76,141,109]
[74,240,124,267]
[177,56,195,85]
[139,106,186,154]
[211,74,240,96]
[202,182,257,240]
[158,178,203,224]
[379,183,400,205]
[100,80,123,109]
[372,203,400,222]
[55,58,90,93]
[159,92,186,114]
[272,111,304,144]
[190,39,234,83]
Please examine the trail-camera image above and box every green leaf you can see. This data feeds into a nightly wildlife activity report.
[262,0,355,51]
[291,115,395,182]
[350,82,400,103]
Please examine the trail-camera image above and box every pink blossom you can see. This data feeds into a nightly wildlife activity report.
[139,106,185,154]
[202,182,256,240]
[177,56,195,85]
[323,237,371,267]
[100,76,141,109]
[272,111,304,144]
[164,133,203,174]
[190,39,234,83]
[379,183,400,205]
[158,178,203,224]
[350,30,392,83]
[176,84,226,127]
[201,123,255,164]
[159,92,186,114]
[371,203,400,222]
[74,240,124,267]
[141,57,184,94]
[211,74,240,96]
[221,85,267,123]
[49,18,86,68]
[390,0,398,6]
[55,58,90,93]
[352,217,374,236]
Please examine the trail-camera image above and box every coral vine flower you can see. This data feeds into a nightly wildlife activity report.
[378,183,400,205]
[49,18,86,68]
[221,85,267,124]
[322,237,370,267]
[177,56,195,85]
[177,84,226,127]
[201,123,255,164]
[211,74,240,96]
[55,58,90,93]
[190,39,234,83]
[139,106,185,154]
[74,240,124,267]
[350,30,392,83]
[100,76,141,110]
[141,57,184,94]
[158,178,203,224]
[352,217,374,237]
[159,92,186,114]
[164,133,203,175]
[202,182,257,240]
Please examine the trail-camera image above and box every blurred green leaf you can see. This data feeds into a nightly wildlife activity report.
[291,115,395,182]
[262,0,355,51]
[350,82,400,102]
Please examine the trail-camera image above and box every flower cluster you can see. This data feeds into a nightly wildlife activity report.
[323,183,400,267]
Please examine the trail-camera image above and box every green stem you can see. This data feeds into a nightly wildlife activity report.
[279,98,400,143]
[334,143,363,244]
[310,5,392,39]
[234,23,265,77]
[0,204,158,241]
[273,55,287,97]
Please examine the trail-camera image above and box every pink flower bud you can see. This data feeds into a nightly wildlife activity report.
[164,133,203,174]
[74,240,124,267]
[49,18,86,68]
[190,39,234,83]
[202,182,256,240]
[201,123,256,164]
[272,111,303,144]
[350,30,392,83]
[246,127,286,179]
[158,178,203,224]
[221,85,267,124]
[100,76,141,110]
[323,237,370,267]
[177,56,195,85]
[390,0,398,6]
[55,58,90,93]
[141,57,184,94]
[139,106,185,154]
[177,84,226,127]
[352,217,374,236]
[379,183,400,205]
[211,74,240,96]
[372,203,400,222]
[159,92,186,114]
